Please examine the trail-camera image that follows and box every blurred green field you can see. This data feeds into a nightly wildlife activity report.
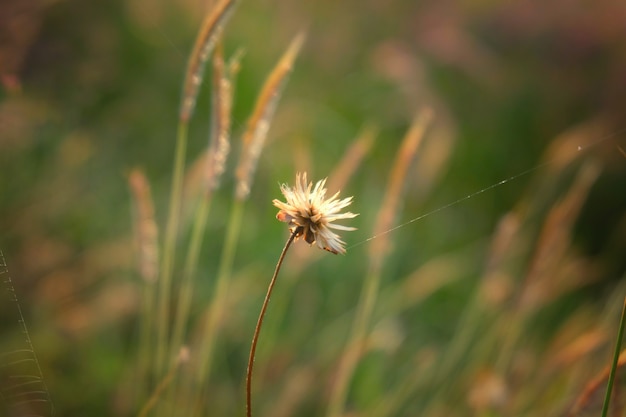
[1,0,626,416]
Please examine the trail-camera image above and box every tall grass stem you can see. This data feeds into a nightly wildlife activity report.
[128,169,159,403]
[180,0,237,122]
[171,197,213,364]
[600,296,626,417]
[156,0,235,381]
[138,348,189,417]
[156,120,189,377]
[326,110,431,417]
[194,199,245,386]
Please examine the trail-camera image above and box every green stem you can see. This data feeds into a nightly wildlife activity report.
[137,279,157,406]
[171,195,213,362]
[601,296,626,417]
[164,195,213,417]
[188,198,246,417]
[156,120,189,377]
[326,260,383,417]
[246,227,300,417]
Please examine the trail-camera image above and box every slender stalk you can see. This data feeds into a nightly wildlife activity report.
[235,33,304,201]
[170,196,212,362]
[156,120,189,377]
[326,110,431,417]
[326,264,382,417]
[246,227,301,417]
[138,348,189,417]
[137,278,157,404]
[158,0,236,378]
[601,296,626,417]
[128,169,159,404]
[195,199,245,385]
[186,199,246,417]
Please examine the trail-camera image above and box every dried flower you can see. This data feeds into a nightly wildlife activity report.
[273,172,358,254]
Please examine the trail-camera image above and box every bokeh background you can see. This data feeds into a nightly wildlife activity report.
[1,0,626,416]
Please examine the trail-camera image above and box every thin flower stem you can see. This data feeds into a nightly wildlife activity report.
[601,296,626,417]
[246,227,301,417]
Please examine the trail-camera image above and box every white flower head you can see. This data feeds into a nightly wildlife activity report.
[273,172,358,254]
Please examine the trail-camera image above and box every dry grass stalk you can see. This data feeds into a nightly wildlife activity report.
[156,0,236,378]
[179,0,237,122]
[168,46,242,411]
[128,168,159,283]
[484,213,520,276]
[128,169,160,404]
[369,348,439,417]
[549,329,607,370]
[189,38,303,406]
[235,32,305,200]
[206,42,237,192]
[467,368,509,413]
[327,109,432,417]
[480,212,520,307]
[264,365,316,417]
[519,161,602,313]
[564,350,626,417]
[396,253,463,309]
[484,161,603,386]
[137,347,190,417]
[182,149,212,208]
[327,126,377,193]
[181,44,240,209]
[369,108,433,262]
[545,118,611,172]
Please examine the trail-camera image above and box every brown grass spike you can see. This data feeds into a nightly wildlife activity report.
[235,32,306,201]
[179,0,237,122]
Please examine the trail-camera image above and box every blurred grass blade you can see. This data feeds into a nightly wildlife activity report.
[327,125,377,193]
[235,31,305,201]
[155,0,237,379]
[128,169,159,404]
[138,347,189,417]
[168,45,241,417]
[565,349,626,417]
[191,33,304,413]
[327,109,432,417]
[206,43,240,191]
[179,0,238,122]
[601,296,626,417]
[129,169,159,284]
[369,109,433,260]
[170,43,237,361]
[492,161,602,372]
[519,161,602,313]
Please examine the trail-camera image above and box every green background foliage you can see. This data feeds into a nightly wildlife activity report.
[1,0,625,416]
